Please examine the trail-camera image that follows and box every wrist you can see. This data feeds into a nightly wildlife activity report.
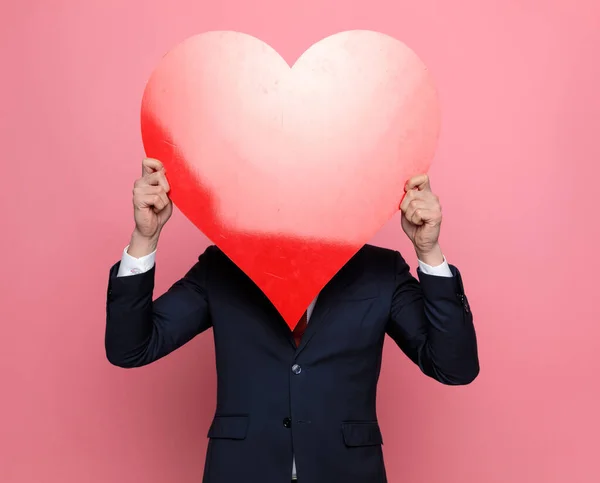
[415,243,444,266]
[128,229,159,258]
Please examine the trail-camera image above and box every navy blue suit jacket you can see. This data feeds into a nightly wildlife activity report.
[105,244,479,483]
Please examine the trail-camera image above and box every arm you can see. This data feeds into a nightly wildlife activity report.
[386,251,479,385]
[104,157,212,368]
[105,247,212,368]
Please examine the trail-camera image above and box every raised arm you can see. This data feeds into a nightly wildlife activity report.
[105,157,211,368]
[387,173,479,384]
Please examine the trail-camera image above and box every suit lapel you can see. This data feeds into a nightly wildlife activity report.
[294,251,367,357]
[223,259,299,350]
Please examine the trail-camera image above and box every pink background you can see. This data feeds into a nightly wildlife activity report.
[2,1,599,482]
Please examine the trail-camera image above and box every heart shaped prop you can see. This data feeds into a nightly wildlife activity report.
[141,30,440,329]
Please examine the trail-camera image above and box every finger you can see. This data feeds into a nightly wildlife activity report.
[142,157,164,176]
[404,206,424,226]
[411,210,424,225]
[153,191,170,212]
[152,189,172,214]
[134,185,170,209]
[400,188,439,213]
[408,206,432,226]
[403,198,426,220]
[137,193,168,212]
[400,189,429,212]
[412,208,442,226]
[143,171,170,192]
[400,189,415,212]
[405,174,431,192]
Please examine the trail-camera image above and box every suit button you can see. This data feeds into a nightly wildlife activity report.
[283,417,292,428]
[292,364,302,375]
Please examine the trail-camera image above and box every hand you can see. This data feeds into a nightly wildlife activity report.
[400,174,444,265]
[128,158,172,257]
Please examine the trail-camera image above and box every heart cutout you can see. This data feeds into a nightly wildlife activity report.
[141,30,440,329]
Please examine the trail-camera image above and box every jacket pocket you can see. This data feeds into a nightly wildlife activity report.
[207,415,249,440]
[341,421,383,447]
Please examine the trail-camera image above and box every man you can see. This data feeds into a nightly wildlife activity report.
[105,158,479,483]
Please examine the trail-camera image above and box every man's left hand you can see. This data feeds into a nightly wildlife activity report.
[400,174,445,266]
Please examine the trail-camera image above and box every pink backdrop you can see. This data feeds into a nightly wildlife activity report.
[2,1,599,482]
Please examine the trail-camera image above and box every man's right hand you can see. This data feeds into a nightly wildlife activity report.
[128,158,172,257]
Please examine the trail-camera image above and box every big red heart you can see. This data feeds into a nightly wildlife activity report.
[141,30,440,329]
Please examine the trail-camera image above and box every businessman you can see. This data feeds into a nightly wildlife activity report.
[105,158,479,483]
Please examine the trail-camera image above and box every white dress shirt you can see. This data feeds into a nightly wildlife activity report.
[117,245,453,479]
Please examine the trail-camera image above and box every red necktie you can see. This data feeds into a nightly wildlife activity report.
[293,311,308,347]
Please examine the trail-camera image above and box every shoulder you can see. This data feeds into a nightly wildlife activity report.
[202,244,222,258]
[198,245,248,278]
[198,244,232,267]
[356,243,401,264]
[338,244,404,285]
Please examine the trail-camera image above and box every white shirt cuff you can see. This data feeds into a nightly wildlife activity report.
[417,257,453,277]
[116,245,157,277]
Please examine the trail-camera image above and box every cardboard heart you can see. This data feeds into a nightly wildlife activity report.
[141,30,440,329]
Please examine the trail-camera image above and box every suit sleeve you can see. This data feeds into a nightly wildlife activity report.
[386,251,479,385]
[105,250,212,368]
